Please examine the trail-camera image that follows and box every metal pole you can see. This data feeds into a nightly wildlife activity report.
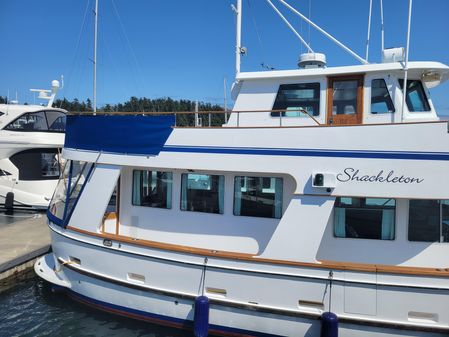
[365,0,373,61]
[93,0,99,114]
[401,0,413,121]
[380,0,385,52]
[235,0,242,76]
[224,77,228,123]
[195,100,199,127]
[278,0,368,64]
[266,0,313,53]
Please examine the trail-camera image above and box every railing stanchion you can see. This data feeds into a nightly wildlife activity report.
[237,111,240,127]
[279,110,283,127]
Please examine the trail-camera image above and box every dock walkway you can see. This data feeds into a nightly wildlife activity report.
[0,213,50,292]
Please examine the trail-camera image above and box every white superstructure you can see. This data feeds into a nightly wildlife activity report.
[0,82,66,209]
[35,1,449,336]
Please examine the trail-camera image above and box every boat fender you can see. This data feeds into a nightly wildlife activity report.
[321,311,338,337]
[194,295,209,337]
[5,192,14,211]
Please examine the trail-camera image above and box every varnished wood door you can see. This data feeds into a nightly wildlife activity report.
[327,75,364,125]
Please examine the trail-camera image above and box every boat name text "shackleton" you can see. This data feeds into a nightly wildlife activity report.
[337,168,424,184]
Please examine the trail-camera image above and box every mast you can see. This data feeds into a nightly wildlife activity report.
[93,0,99,114]
[235,0,242,77]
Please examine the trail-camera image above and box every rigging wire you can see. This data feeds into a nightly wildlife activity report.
[246,0,272,70]
[60,0,92,108]
[111,0,146,111]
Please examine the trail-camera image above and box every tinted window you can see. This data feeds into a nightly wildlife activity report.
[408,200,449,242]
[5,110,66,132]
[181,174,224,214]
[399,80,431,112]
[334,197,395,240]
[272,83,320,117]
[45,111,66,132]
[132,170,172,209]
[371,79,395,114]
[234,176,283,219]
[10,148,60,180]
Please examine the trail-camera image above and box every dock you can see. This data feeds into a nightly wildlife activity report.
[0,212,50,293]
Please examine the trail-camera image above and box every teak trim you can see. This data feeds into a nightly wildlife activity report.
[327,75,364,125]
[66,226,449,278]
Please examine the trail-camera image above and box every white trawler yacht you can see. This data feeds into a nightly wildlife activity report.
[36,1,449,336]
[0,80,66,209]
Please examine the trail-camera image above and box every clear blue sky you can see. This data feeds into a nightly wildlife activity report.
[1,0,448,113]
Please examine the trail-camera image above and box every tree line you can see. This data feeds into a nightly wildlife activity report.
[53,96,226,126]
[0,96,227,126]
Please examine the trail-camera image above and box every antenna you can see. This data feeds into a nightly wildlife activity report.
[365,0,373,61]
[380,0,385,52]
[401,0,413,121]
[224,77,228,123]
[30,80,61,107]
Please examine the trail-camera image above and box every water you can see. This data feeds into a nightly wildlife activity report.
[0,276,188,337]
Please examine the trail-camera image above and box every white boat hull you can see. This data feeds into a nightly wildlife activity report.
[41,225,449,337]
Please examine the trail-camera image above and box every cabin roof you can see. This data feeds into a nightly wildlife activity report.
[236,61,449,84]
[0,104,66,116]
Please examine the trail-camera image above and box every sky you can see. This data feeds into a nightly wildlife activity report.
[0,0,448,113]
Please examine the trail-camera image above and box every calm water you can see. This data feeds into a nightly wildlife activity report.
[0,276,188,337]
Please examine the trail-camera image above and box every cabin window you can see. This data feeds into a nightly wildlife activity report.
[234,176,283,219]
[371,79,395,114]
[181,173,224,214]
[4,110,66,132]
[10,148,60,180]
[334,197,395,240]
[408,200,449,242]
[398,80,431,112]
[132,170,172,209]
[271,83,320,117]
[48,160,94,227]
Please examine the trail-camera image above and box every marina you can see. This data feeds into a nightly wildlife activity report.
[2,0,449,336]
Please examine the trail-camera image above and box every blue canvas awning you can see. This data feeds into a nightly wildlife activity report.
[64,114,175,155]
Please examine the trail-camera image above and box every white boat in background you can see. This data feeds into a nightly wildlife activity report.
[36,1,449,336]
[0,80,66,209]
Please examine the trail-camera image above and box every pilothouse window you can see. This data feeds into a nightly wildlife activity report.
[371,79,395,114]
[181,173,224,214]
[234,176,283,219]
[132,170,172,209]
[399,79,431,112]
[48,160,93,226]
[334,197,395,240]
[271,83,320,117]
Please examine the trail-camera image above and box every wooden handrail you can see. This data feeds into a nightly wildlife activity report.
[67,225,449,278]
